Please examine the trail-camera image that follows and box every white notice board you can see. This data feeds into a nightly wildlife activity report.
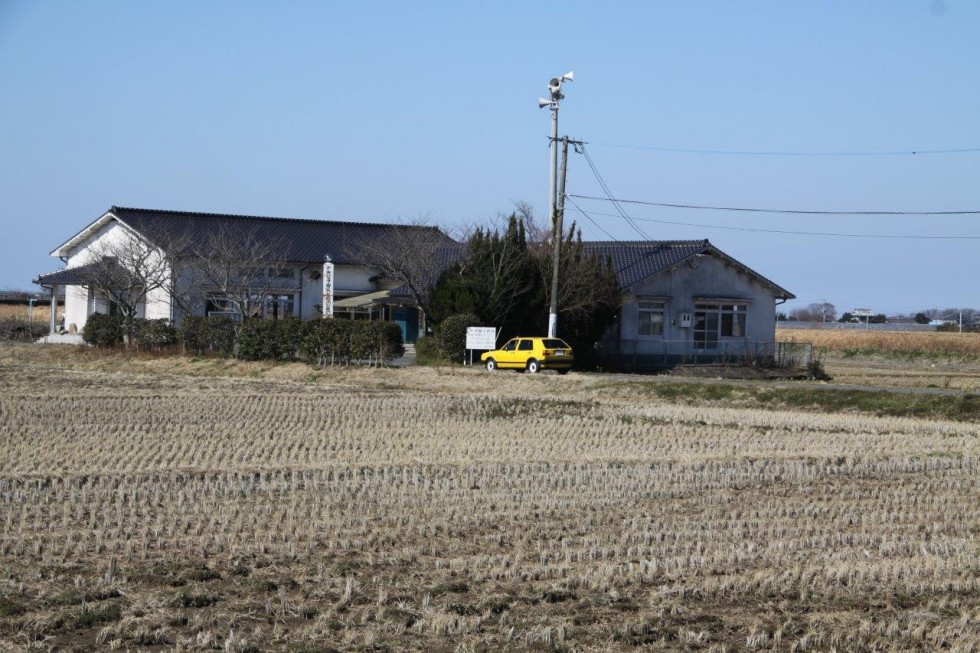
[465,326,497,351]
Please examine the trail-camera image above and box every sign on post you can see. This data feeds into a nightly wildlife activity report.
[465,326,497,365]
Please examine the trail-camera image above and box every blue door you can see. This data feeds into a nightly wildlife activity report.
[391,307,419,343]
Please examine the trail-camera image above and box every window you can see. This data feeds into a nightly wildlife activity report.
[206,293,235,316]
[265,294,295,319]
[542,339,569,349]
[637,301,665,336]
[694,303,747,349]
[518,340,533,351]
[501,340,517,352]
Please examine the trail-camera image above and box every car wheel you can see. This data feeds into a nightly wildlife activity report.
[485,358,497,372]
[526,359,540,374]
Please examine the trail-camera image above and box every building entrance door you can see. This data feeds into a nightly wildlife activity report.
[391,307,419,343]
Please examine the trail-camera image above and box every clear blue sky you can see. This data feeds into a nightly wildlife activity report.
[1,1,977,315]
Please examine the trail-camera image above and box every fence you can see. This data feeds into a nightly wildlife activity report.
[596,339,812,372]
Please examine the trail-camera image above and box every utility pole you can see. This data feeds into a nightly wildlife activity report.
[549,137,570,338]
[539,71,573,337]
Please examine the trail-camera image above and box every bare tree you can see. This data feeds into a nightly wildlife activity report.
[511,200,549,244]
[351,219,458,322]
[83,227,177,343]
[184,223,295,321]
[790,302,836,322]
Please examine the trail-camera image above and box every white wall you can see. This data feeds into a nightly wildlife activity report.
[64,285,88,332]
[298,264,381,318]
[60,220,173,330]
[334,265,378,293]
[56,218,388,327]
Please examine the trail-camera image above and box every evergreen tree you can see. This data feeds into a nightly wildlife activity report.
[430,215,621,364]
[430,215,543,341]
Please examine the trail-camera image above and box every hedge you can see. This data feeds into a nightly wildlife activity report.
[133,319,177,351]
[178,316,236,356]
[0,317,47,343]
[89,314,404,365]
[300,319,403,366]
[83,315,179,350]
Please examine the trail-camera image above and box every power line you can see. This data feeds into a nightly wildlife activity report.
[567,193,980,216]
[563,196,620,241]
[565,207,980,240]
[577,145,654,240]
[589,142,980,157]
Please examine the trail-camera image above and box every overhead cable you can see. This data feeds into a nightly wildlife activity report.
[577,146,654,240]
[588,142,980,157]
[567,194,980,216]
[562,196,620,242]
[565,207,980,240]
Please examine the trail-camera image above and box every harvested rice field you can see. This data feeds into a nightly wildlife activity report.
[1,343,978,651]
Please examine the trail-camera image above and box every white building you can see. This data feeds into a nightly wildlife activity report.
[35,206,455,342]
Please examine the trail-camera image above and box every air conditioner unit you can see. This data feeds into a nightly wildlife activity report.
[678,313,693,328]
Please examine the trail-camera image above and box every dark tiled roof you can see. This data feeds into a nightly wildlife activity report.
[387,244,466,298]
[584,240,710,288]
[110,206,457,265]
[584,240,794,299]
[34,262,103,286]
[47,207,792,299]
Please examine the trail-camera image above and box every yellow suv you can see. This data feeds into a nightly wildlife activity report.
[481,337,574,374]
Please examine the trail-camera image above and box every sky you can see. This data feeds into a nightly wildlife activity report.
[1,0,977,316]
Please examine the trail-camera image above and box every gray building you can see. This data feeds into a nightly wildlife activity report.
[589,240,794,370]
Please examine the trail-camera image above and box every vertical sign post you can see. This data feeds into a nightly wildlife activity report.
[322,255,334,318]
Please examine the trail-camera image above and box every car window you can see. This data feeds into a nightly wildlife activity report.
[542,339,569,349]
[501,340,517,352]
[518,340,533,351]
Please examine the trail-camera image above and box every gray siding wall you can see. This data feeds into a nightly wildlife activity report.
[607,253,780,358]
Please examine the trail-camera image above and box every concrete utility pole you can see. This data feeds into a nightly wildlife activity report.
[539,71,573,338]
[548,137,570,338]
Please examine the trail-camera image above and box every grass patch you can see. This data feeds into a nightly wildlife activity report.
[52,588,121,606]
[62,602,122,629]
[635,382,980,422]
[754,388,980,421]
[173,591,219,608]
[0,596,25,617]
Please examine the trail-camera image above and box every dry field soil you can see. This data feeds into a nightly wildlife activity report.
[1,343,978,651]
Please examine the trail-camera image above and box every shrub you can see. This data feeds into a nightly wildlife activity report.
[806,358,833,381]
[237,318,290,361]
[300,318,354,366]
[235,316,306,361]
[439,313,480,364]
[0,317,47,343]
[414,336,446,365]
[179,316,236,356]
[367,321,405,363]
[300,319,403,366]
[132,318,177,351]
[82,313,124,348]
[275,317,307,359]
